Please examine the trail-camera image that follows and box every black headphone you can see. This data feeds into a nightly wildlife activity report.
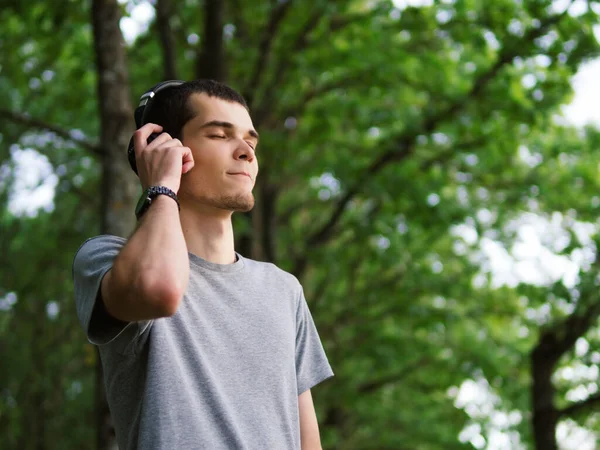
[127,80,185,175]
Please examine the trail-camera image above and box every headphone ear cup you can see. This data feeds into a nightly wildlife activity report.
[128,136,138,175]
[128,80,184,177]
[128,132,162,176]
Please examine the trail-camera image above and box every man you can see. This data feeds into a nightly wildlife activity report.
[72,79,333,450]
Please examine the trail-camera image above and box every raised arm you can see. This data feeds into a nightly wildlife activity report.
[101,123,194,322]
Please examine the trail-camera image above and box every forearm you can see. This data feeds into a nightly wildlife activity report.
[110,195,189,318]
[299,390,323,450]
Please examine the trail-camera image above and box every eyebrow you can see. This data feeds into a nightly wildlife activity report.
[199,120,259,141]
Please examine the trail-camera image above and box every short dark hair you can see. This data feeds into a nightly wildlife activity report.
[143,79,248,140]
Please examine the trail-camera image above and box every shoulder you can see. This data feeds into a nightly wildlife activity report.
[241,256,301,290]
[72,234,127,273]
[75,234,126,255]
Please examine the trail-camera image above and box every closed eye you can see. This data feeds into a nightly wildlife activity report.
[210,134,226,139]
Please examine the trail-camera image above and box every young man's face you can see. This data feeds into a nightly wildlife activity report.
[179,93,259,212]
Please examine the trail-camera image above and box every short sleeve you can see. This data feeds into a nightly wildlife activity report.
[72,235,152,350]
[295,286,334,395]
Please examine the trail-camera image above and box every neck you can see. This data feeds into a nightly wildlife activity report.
[179,201,237,265]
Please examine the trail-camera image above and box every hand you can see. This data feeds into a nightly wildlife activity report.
[133,123,195,192]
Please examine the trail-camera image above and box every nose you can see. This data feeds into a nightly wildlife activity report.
[233,139,256,163]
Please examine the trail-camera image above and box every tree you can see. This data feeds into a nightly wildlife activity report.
[1,0,600,448]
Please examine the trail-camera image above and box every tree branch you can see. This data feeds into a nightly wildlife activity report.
[328,8,380,32]
[306,137,411,249]
[306,269,332,310]
[155,0,178,79]
[0,108,101,156]
[254,2,383,124]
[418,137,488,172]
[291,8,573,277]
[535,249,600,364]
[559,392,600,419]
[535,299,600,368]
[244,0,295,103]
[252,6,327,125]
[227,0,249,43]
[265,66,396,128]
[531,258,599,450]
[358,357,431,394]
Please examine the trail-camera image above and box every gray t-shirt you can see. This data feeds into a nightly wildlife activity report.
[72,235,333,450]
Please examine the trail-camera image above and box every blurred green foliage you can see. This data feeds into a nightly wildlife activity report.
[2,0,600,449]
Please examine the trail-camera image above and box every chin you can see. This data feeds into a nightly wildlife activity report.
[216,193,255,212]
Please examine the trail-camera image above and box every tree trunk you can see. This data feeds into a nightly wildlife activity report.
[156,0,178,80]
[91,0,137,449]
[530,292,600,450]
[250,176,277,263]
[251,176,277,263]
[196,0,226,81]
[32,312,46,450]
[91,0,137,238]
[531,334,560,450]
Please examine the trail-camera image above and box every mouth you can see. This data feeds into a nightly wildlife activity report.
[228,172,252,181]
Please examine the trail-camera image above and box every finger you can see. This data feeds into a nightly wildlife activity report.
[155,137,183,150]
[182,147,195,174]
[145,133,176,151]
[133,123,163,153]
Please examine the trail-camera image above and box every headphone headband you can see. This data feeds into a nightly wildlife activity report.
[134,79,185,128]
[128,79,186,175]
